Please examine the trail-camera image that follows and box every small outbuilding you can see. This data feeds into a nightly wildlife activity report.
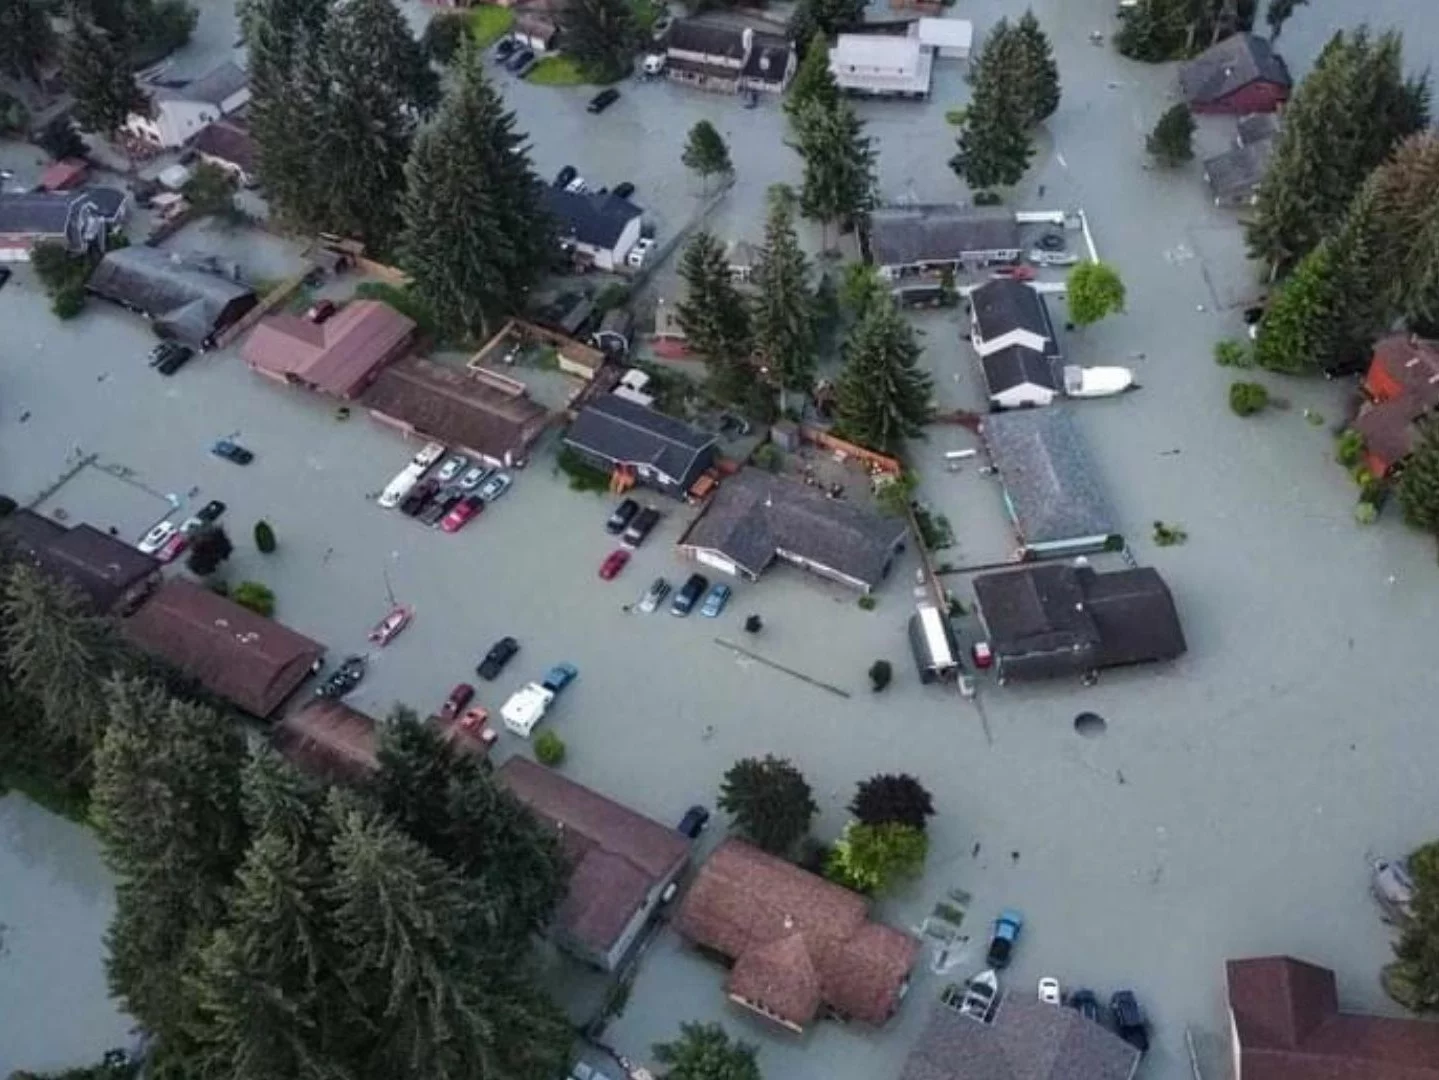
[829,34,933,99]
[1202,141,1274,206]
[242,299,415,399]
[915,17,973,60]
[1178,33,1290,114]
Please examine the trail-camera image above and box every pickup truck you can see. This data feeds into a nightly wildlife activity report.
[501,663,579,737]
[987,909,1024,969]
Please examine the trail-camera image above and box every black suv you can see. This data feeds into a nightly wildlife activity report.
[1109,991,1149,1053]
[671,573,708,616]
[477,636,519,680]
[587,88,620,113]
[623,506,661,547]
[606,498,639,534]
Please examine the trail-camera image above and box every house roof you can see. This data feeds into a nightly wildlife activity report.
[497,757,689,955]
[971,279,1055,348]
[982,408,1116,546]
[564,394,716,486]
[541,186,643,250]
[87,246,256,346]
[1081,566,1187,667]
[1371,334,1439,410]
[152,61,248,106]
[0,511,158,612]
[274,698,379,782]
[916,17,973,51]
[1353,398,1427,471]
[665,18,748,59]
[898,997,1141,1080]
[192,119,257,175]
[679,467,907,587]
[362,356,549,464]
[124,578,324,717]
[742,32,792,83]
[1227,956,1439,1080]
[677,839,918,1028]
[982,345,1059,396]
[1236,111,1281,146]
[832,33,922,70]
[0,188,126,246]
[869,205,1020,268]
[242,300,415,399]
[1203,141,1274,201]
[1179,33,1290,106]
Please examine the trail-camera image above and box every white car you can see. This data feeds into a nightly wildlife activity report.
[138,520,177,554]
[565,176,589,195]
[479,472,512,501]
[412,441,446,469]
[1038,977,1062,1005]
[627,237,655,269]
[436,455,468,483]
[179,515,206,535]
[458,465,490,491]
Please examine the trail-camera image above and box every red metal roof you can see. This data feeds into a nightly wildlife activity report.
[242,300,415,399]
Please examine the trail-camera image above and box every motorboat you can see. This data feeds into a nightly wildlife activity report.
[316,655,366,699]
[958,969,1000,1022]
[368,604,413,646]
[1063,365,1135,398]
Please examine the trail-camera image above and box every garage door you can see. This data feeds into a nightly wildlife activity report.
[695,550,738,576]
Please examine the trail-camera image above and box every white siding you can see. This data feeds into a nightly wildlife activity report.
[830,35,932,97]
[992,383,1056,410]
[971,326,1050,357]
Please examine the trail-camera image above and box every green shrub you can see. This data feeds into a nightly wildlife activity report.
[51,286,86,319]
[857,595,877,611]
[535,729,566,766]
[1354,500,1379,525]
[1229,380,1269,416]
[422,12,467,62]
[594,282,631,312]
[944,108,966,125]
[868,659,892,691]
[751,442,782,472]
[972,190,1002,206]
[1152,520,1188,546]
[1213,339,1252,368]
[1336,429,1364,467]
[231,581,275,617]
[353,281,442,343]
[253,519,276,553]
[467,3,514,46]
[558,448,611,493]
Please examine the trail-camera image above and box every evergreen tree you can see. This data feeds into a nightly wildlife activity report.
[63,18,147,136]
[677,231,751,366]
[399,44,553,340]
[186,525,233,576]
[1146,102,1195,165]
[850,773,936,831]
[0,0,57,82]
[1366,132,1439,330]
[784,32,839,128]
[952,22,1035,191]
[682,120,733,194]
[751,188,816,410]
[653,1022,762,1080]
[561,0,637,82]
[1388,841,1439,1011]
[787,0,863,51]
[833,301,932,453]
[37,115,86,160]
[1066,261,1127,326]
[1014,10,1060,124]
[1265,0,1308,40]
[1114,0,1192,63]
[718,755,818,856]
[1398,426,1439,533]
[796,99,875,246]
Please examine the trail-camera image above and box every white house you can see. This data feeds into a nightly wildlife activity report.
[981,347,1060,409]
[969,279,1060,358]
[125,62,250,149]
[830,34,932,99]
[542,187,643,272]
[916,17,973,60]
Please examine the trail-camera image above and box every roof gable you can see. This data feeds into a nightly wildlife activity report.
[1179,33,1290,105]
[982,346,1058,395]
[542,186,642,249]
[87,246,255,345]
[972,279,1054,344]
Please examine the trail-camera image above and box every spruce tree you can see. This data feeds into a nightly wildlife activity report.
[718,756,818,856]
[834,301,933,453]
[787,0,863,50]
[751,188,816,410]
[677,231,751,366]
[63,18,147,136]
[561,0,637,82]
[785,31,839,128]
[1146,102,1195,165]
[1398,426,1439,533]
[1367,132,1439,329]
[796,99,875,247]
[1265,0,1308,41]
[1014,10,1060,124]
[0,0,57,82]
[952,22,1034,191]
[399,44,553,340]
[1114,0,1191,63]
[682,120,733,194]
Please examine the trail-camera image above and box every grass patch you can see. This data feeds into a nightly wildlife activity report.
[528,54,588,86]
[468,3,514,47]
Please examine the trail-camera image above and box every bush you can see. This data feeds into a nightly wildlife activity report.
[231,581,275,617]
[857,595,877,611]
[466,3,514,46]
[557,448,611,493]
[593,282,631,313]
[868,660,892,691]
[1152,520,1188,546]
[944,108,966,125]
[1336,429,1364,467]
[1213,339,1252,368]
[253,520,276,553]
[353,282,442,343]
[181,161,238,216]
[1354,500,1379,525]
[535,729,566,766]
[1229,380,1269,416]
[52,286,86,319]
[751,442,782,472]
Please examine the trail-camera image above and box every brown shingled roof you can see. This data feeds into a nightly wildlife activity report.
[1,511,159,613]
[242,300,415,399]
[124,578,324,717]
[676,838,919,1029]
[274,698,380,782]
[1353,399,1427,473]
[1371,334,1439,411]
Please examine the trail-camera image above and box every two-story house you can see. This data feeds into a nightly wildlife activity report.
[663,19,795,94]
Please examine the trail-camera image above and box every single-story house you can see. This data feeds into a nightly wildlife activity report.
[125,61,251,148]
[124,578,325,718]
[675,838,920,1032]
[1178,33,1290,114]
[0,187,129,262]
[915,16,973,60]
[563,393,718,497]
[542,186,643,272]
[981,346,1060,410]
[664,20,751,93]
[86,246,258,348]
[1203,140,1274,206]
[830,34,933,99]
[498,757,690,971]
[981,408,1119,557]
[677,467,907,593]
[1227,956,1439,1079]
[274,698,380,784]
[972,563,1186,683]
[897,996,1140,1080]
[191,116,258,187]
[363,357,550,468]
[242,300,415,400]
[969,278,1060,359]
[869,205,1021,281]
[0,510,160,613]
[740,32,797,94]
[512,11,559,51]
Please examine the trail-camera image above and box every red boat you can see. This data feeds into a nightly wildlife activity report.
[368,604,413,646]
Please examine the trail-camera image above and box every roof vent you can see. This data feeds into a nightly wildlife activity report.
[783,914,794,929]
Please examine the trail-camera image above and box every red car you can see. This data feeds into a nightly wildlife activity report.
[157,531,190,564]
[972,641,994,669]
[599,549,630,580]
[307,299,338,323]
[439,682,474,721]
[441,495,484,533]
[991,265,1037,282]
[368,603,413,646]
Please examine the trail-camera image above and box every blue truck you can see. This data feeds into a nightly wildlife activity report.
[986,909,1024,969]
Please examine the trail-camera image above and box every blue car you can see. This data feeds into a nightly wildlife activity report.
[700,583,732,618]
[211,439,253,464]
[541,662,579,694]
[987,909,1024,969]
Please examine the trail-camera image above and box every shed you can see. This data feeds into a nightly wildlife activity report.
[1202,141,1274,206]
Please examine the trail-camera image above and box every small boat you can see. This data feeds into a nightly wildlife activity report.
[368,604,413,646]
[958,969,999,1022]
[1063,365,1135,398]
[316,655,366,699]
[1372,858,1416,924]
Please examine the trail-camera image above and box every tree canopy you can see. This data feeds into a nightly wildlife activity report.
[1014,10,1060,125]
[718,755,817,855]
[751,187,816,408]
[562,0,638,82]
[677,231,752,367]
[1397,425,1439,534]
[0,0,57,82]
[787,0,864,51]
[1066,261,1126,326]
[653,1022,763,1080]
[682,120,734,192]
[785,31,840,127]
[951,21,1036,191]
[825,821,928,894]
[1146,102,1195,165]
[833,300,933,453]
[796,99,875,244]
[1389,841,1439,1012]
[850,773,936,831]
[63,18,147,136]
[1265,0,1309,40]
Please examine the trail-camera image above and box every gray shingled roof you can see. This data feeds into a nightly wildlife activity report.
[869,205,1020,269]
[564,394,716,486]
[982,346,1058,396]
[971,279,1058,354]
[152,61,248,106]
[1203,141,1274,201]
[898,997,1140,1080]
[1236,111,1281,146]
[87,246,256,346]
[665,18,748,59]
[742,32,792,83]
[982,408,1116,547]
[680,467,907,587]
[542,186,642,250]
[1178,33,1290,107]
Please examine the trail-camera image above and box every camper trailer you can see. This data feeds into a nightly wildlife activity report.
[909,603,960,683]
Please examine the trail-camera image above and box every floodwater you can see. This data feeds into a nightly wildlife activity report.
[0,795,134,1075]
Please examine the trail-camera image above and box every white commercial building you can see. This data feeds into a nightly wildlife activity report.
[830,34,933,99]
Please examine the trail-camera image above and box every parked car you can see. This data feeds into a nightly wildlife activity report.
[606,498,640,534]
[1038,978,1062,1005]
[436,455,468,483]
[700,582,731,617]
[458,465,490,491]
[441,495,484,533]
[986,909,1024,969]
[211,439,254,464]
[157,531,190,563]
[614,181,635,200]
[1027,248,1080,267]
[627,236,656,269]
[413,441,447,468]
[1069,989,1102,1024]
[507,47,534,72]
[306,298,337,323]
[1037,232,1067,252]
[1109,992,1149,1053]
[971,641,994,669]
[316,654,366,699]
[638,576,670,613]
[137,520,177,554]
[420,493,460,527]
[196,499,226,523]
[677,805,710,838]
[478,472,511,501]
[477,636,519,680]
[622,506,660,547]
[554,165,577,189]
[368,603,413,646]
[671,573,708,616]
[599,549,630,580]
[541,662,579,694]
[587,88,620,113]
[156,343,194,375]
[991,264,1037,282]
[494,36,517,60]
[439,683,475,721]
[400,479,439,517]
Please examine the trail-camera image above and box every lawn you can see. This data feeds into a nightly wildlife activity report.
[467,3,514,47]
[527,54,589,86]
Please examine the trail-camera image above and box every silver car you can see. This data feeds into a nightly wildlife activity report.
[458,465,491,491]
[479,472,512,501]
[436,455,468,483]
[638,577,670,613]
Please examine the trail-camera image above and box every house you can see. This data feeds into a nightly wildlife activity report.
[1354,334,1439,475]
[125,61,251,148]
[1227,956,1439,1080]
[981,347,1060,410]
[242,300,415,400]
[1203,141,1274,206]
[512,11,558,52]
[677,467,908,593]
[829,34,933,99]
[897,997,1140,1080]
[0,510,160,613]
[915,17,973,60]
[274,699,380,783]
[726,239,762,283]
[497,757,689,971]
[563,394,718,497]
[124,578,325,718]
[1178,33,1290,114]
[0,187,129,261]
[86,246,258,348]
[969,279,1060,359]
[869,205,1021,281]
[972,563,1186,683]
[982,408,1119,557]
[740,31,796,94]
[1353,399,1428,478]
[663,20,751,93]
[191,116,258,187]
[541,186,643,271]
[675,838,920,1032]
[363,357,550,468]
